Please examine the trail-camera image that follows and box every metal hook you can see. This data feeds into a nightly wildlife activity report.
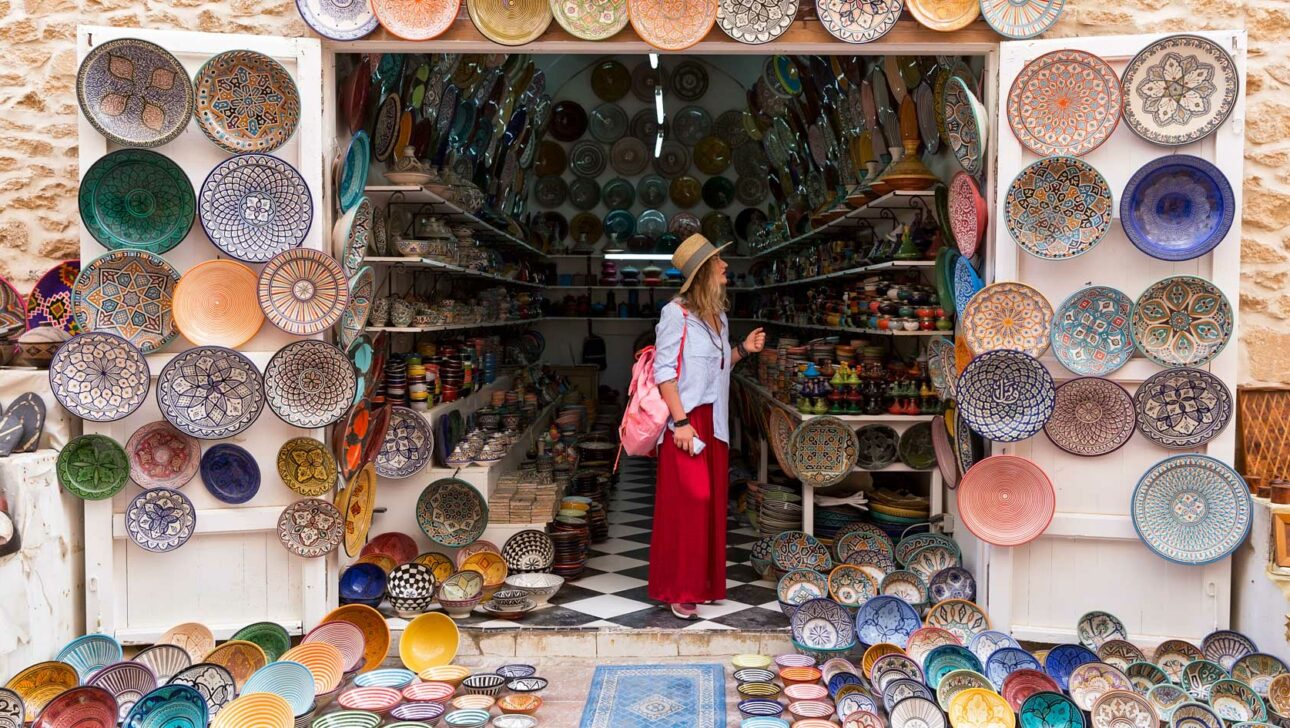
[854,219,877,239]
[878,208,899,225]
[910,195,933,216]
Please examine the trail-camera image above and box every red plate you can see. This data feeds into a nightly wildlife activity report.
[32,686,117,728]
[931,415,958,490]
[342,57,371,135]
[957,455,1055,546]
[1002,668,1062,711]
[949,171,987,258]
[334,402,391,482]
[360,532,418,564]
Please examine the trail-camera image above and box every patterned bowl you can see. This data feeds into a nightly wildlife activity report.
[503,573,564,605]
[491,589,530,610]
[337,686,401,714]
[443,708,491,728]
[389,594,435,618]
[498,693,543,715]
[394,238,433,257]
[450,694,496,711]
[389,700,447,723]
[438,594,483,619]
[402,680,456,703]
[461,673,506,696]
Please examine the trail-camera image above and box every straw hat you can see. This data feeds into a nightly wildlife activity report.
[673,233,730,294]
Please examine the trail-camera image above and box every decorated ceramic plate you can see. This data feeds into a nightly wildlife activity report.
[333,400,391,481]
[944,76,986,176]
[200,443,260,504]
[79,149,196,254]
[1007,49,1121,156]
[264,340,357,429]
[1134,368,1231,450]
[552,0,629,39]
[199,154,312,263]
[1121,155,1234,261]
[1044,377,1135,457]
[27,260,81,334]
[77,38,193,148]
[962,282,1053,357]
[957,455,1054,546]
[416,478,488,547]
[126,422,199,491]
[855,595,922,648]
[49,332,150,422]
[907,0,977,31]
[73,250,179,353]
[296,0,379,38]
[1077,611,1128,651]
[953,256,984,316]
[717,0,797,43]
[126,487,196,552]
[30,685,117,728]
[7,661,79,722]
[276,437,336,497]
[258,248,349,336]
[949,688,1015,728]
[628,0,717,50]
[202,645,270,694]
[926,600,990,644]
[979,0,1063,38]
[467,0,553,45]
[1131,276,1233,367]
[376,406,433,479]
[194,50,300,154]
[371,0,459,39]
[278,497,344,558]
[816,0,903,43]
[1120,35,1238,146]
[957,350,1055,442]
[1005,156,1113,260]
[83,661,156,718]
[157,346,265,439]
[337,132,370,215]
[1091,690,1157,728]
[339,266,373,351]
[854,423,899,470]
[1069,663,1133,711]
[57,434,129,500]
[172,259,264,348]
[768,406,797,478]
[1050,286,1135,377]
[949,172,987,258]
[0,276,24,338]
[335,197,369,278]
[1132,454,1250,565]
[791,597,856,649]
[787,415,860,488]
[340,463,376,557]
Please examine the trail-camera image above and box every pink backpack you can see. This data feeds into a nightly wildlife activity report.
[618,308,687,458]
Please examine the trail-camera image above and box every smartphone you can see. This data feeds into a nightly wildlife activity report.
[691,436,706,456]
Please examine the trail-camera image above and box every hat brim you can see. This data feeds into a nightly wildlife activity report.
[678,241,732,295]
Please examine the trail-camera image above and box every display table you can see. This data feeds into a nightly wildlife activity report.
[0,450,84,679]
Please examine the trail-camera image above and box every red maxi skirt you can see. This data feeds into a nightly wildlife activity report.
[648,404,729,604]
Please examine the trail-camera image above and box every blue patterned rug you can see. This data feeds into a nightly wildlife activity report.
[579,664,726,728]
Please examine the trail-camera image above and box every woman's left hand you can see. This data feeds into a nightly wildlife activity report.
[743,328,766,354]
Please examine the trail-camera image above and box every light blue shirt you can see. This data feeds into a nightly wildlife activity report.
[653,300,731,445]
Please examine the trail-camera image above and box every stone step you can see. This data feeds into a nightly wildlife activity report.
[430,627,794,659]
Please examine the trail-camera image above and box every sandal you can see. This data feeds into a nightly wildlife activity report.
[669,603,700,620]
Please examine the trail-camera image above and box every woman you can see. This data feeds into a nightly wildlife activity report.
[649,234,766,620]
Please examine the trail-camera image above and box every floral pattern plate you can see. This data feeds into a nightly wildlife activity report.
[979,0,1064,38]
[944,76,986,176]
[277,437,337,497]
[961,282,1053,357]
[278,497,344,558]
[157,346,265,439]
[1005,156,1113,260]
[787,415,859,488]
[296,0,379,39]
[194,50,301,154]
[1007,49,1121,156]
[73,249,180,353]
[957,350,1055,442]
[552,0,629,39]
[1050,286,1135,377]
[791,597,856,649]
[264,340,357,429]
[1044,377,1136,457]
[49,332,150,422]
[128,421,200,490]
[258,248,350,336]
[628,0,716,50]
[1134,368,1232,449]
[1120,35,1238,146]
[27,260,81,334]
[57,434,129,500]
[1132,454,1250,565]
[126,487,197,552]
[79,149,196,254]
[855,595,922,648]
[1121,155,1234,261]
[376,406,433,479]
[76,38,194,148]
[949,172,987,258]
[1131,276,1233,367]
[199,154,312,263]
[717,0,797,43]
[815,0,903,44]
[371,0,460,39]
[416,478,488,547]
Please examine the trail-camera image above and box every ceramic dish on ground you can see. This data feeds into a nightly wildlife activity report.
[399,613,460,672]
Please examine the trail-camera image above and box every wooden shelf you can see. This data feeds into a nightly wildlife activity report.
[364,185,548,260]
[734,374,937,424]
[365,256,544,289]
[754,260,936,291]
[366,319,542,334]
[745,318,951,337]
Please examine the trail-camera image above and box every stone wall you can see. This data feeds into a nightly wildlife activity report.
[1,0,1281,380]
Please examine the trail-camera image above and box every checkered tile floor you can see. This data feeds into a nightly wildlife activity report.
[457,457,790,631]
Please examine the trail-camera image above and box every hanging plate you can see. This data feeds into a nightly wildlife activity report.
[278,497,344,558]
[341,463,377,557]
[126,487,197,552]
[768,407,798,479]
[948,172,986,258]
[296,0,379,38]
[73,250,179,353]
[172,259,264,348]
[961,281,1053,358]
[371,0,460,39]
[1132,454,1250,565]
[943,76,987,176]
[815,0,902,43]
[551,0,629,39]
[907,0,977,31]
[338,131,371,214]
[1050,285,1135,377]
[717,0,796,44]
[1121,155,1234,261]
[1007,49,1121,157]
[1044,377,1136,457]
[786,415,859,488]
[1131,275,1233,367]
[199,154,313,263]
[952,255,983,316]
[1120,34,1238,146]
[79,149,195,254]
[467,0,553,45]
[194,50,300,154]
[56,434,129,500]
[1133,368,1232,450]
[416,478,489,547]
[276,437,337,498]
[931,415,959,489]
[157,346,265,440]
[333,400,391,482]
[339,265,374,351]
[334,197,371,279]
[26,260,81,334]
[957,456,1054,547]
[49,332,150,423]
[76,38,193,148]
[128,421,200,490]
[1005,156,1113,260]
[979,0,1064,38]
[957,349,1055,443]
[202,443,261,504]
[376,406,434,479]
[264,340,358,429]
[258,248,350,336]
[628,0,717,50]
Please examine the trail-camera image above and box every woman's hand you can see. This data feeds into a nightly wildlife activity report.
[743,327,767,354]
[673,424,697,454]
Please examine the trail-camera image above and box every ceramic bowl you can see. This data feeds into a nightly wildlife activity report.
[402,680,456,703]
[498,693,543,715]
[419,665,471,686]
[507,677,549,693]
[491,589,530,610]
[339,563,387,607]
[399,613,460,672]
[389,700,447,723]
[337,686,401,714]
[462,673,506,697]
[444,708,491,727]
[439,594,484,618]
[394,238,432,257]
[389,594,435,618]
[451,694,496,711]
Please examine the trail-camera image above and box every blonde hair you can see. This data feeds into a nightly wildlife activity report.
[681,256,728,323]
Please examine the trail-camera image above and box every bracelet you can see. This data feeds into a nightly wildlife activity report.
[736,342,748,357]
[675,417,690,428]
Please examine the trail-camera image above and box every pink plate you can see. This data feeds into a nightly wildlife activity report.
[957,455,1055,546]
[337,686,401,713]
[403,680,455,703]
[789,699,836,719]
[32,686,117,728]
[1002,668,1062,711]
[931,415,959,490]
[303,621,367,672]
[784,683,829,701]
[949,171,987,257]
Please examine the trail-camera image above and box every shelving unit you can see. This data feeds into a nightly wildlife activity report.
[366,319,543,335]
[364,185,549,259]
[365,256,544,289]
[753,260,935,291]
[744,318,949,337]
[749,190,937,261]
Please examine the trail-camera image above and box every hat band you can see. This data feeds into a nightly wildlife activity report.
[679,241,718,281]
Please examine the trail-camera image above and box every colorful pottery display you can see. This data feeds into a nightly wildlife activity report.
[1120,34,1239,146]
[416,478,488,547]
[1133,367,1232,449]
[73,249,180,353]
[376,406,433,479]
[1004,156,1113,260]
[172,259,264,348]
[1131,276,1233,367]
[815,0,903,43]
[194,50,301,154]
[979,0,1064,38]
[264,340,358,429]
[156,346,265,439]
[551,0,629,39]
[48,332,150,422]
[127,421,200,490]
[1050,286,1135,377]
[278,497,344,558]
[1044,377,1136,457]
[961,282,1053,357]
[125,487,197,552]
[628,0,717,51]
[957,456,1054,546]
[258,248,350,336]
[1120,155,1234,261]
[277,437,337,497]
[1131,454,1250,565]
[27,261,81,334]
[1007,49,1121,156]
[786,415,860,488]
[943,76,986,176]
[199,154,313,263]
[76,38,194,148]
[957,350,1055,443]
[79,149,196,254]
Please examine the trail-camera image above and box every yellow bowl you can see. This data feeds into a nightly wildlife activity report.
[212,692,293,728]
[5,660,79,722]
[948,687,1015,728]
[731,654,772,669]
[400,613,460,672]
[204,640,268,690]
[418,664,471,686]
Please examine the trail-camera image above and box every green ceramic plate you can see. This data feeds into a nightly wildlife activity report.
[232,621,292,662]
[78,149,195,254]
[898,422,937,470]
[56,434,128,500]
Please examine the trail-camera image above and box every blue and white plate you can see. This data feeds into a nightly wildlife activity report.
[199,154,313,263]
[376,406,434,479]
[295,0,378,40]
[1050,286,1135,376]
[1122,155,1234,261]
[791,598,856,649]
[122,684,208,728]
[986,647,1042,690]
[929,566,976,604]
[1132,275,1233,368]
[126,487,197,552]
[157,346,265,439]
[49,331,150,422]
[883,678,935,711]
[953,256,985,315]
[957,349,1055,442]
[1044,644,1100,690]
[166,663,236,719]
[855,595,922,648]
[1132,454,1251,565]
[1134,368,1232,450]
[969,630,1021,665]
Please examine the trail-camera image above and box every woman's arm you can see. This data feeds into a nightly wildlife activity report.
[653,304,697,454]
[659,380,696,454]
[732,326,767,365]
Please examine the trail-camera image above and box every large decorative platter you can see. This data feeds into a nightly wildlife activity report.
[551,0,629,40]
[958,455,1054,546]
[27,260,81,334]
[1005,156,1113,260]
[416,478,488,547]
[57,434,129,500]
[1134,368,1231,449]
[278,497,344,558]
[340,463,376,557]
[855,595,922,648]
[277,437,336,497]
[157,346,265,440]
[333,400,390,481]
[1121,155,1234,261]
[1132,454,1250,565]
[376,406,433,479]
[979,0,1063,38]
[76,38,193,148]
[467,0,553,45]
[628,0,717,50]
[125,487,196,552]
[73,250,179,353]
[371,0,460,40]
[49,332,150,422]
[1120,35,1238,146]
[962,282,1053,357]
[717,0,797,43]
[296,0,379,39]
[1044,377,1136,457]
[791,597,857,649]
[814,0,903,44]
[199,154,312,263]
[264,340,357,429]
[787,415,860,488]
[172,259,264,348]
[957,350,1055,442]
[201,443,261,504]
[907,0,977,31]
[944,76,986,176]
[335,198,370,279]
[194,50,300,154]
[339,266,373,351]
[1131,276,1232,367]
[1051,286,1135,377]
[953,256,984,315]
[949,172,987,258]
[1007,49,1122,156]
[768,406,797,478]
[258,248,349,336]
[79,149,196,254]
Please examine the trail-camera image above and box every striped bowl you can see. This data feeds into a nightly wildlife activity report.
[302,622,367,673]
[390,701,447,722]
[280,644,345,694]
[352,668,416,689]
[240,661,316,717]
[309,709,382,728]
[56,634,124,681]
[402,681,455,703]
[211,692,293,728]
[336,687,401,714]
[417,665,471,686]
[450,694,495,711]
[443,709,490,728]
[739,698,787,718]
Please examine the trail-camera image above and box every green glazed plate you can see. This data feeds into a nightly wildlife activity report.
[232,621,292,662]
[78,148,195,254]
[57,434,129,500]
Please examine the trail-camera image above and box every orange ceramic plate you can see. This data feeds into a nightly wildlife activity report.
[342,463,377,557]
[172,259,264,348]
[204,640,268,690]
[322,604,390,674]
[371,0,460,40]
[211,692,292,728]
[5,661,79,722]
[627,0,715,50]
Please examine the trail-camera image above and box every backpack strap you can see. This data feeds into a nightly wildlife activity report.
[677,306,687,375]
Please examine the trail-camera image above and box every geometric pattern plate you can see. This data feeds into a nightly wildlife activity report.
[1133,367,1232,450]
[125,487,197,553]
[1044,377,1136,457]
[78,149,196,255]
[416,478,488,548]
[194,50,301,154]
[276,437,337,497]
[339,265,374,352]
[957,349,1055,443]
[944,75,986,176]
[961,282,1053,358]
[375,406,433,479]
[786,415,859,488]
[263,340,357,429]
[296,0,380,40]
[1050,285,1135,377]
[27,260,81,334]
[48,332,150,422]
[257,249,350,336]
[199,154,313,263]
[278,497,344,558]
[979,0,1063,38]
[156,346,265,440]
[1005,156,1113,260]
[1131,454,1250,565]
[1131,275,1232,368]
[73,249,180,353]
[813,0,903,44]
[1007,49,1121,157]
[1120,34,1238,147]
[76,38,194,148]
